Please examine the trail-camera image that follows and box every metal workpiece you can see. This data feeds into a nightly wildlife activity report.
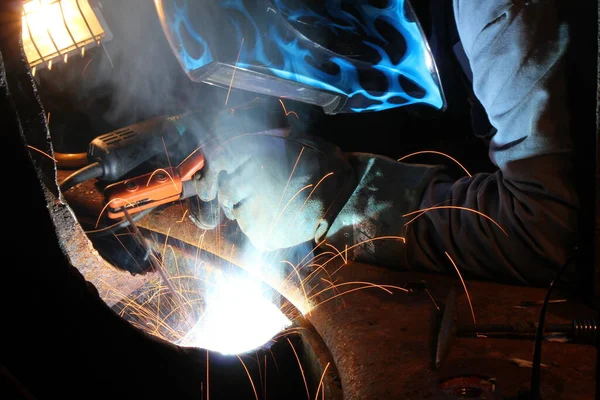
[134,203,318,316]
[3,46,153,308]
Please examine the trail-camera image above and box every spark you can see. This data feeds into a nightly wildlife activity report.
[445,252,482,336]
[166,244,185,295]
[270,171,335,266]
[27,145,57,162]
[277,146,305,210]
[101,42,114,68]
[264,354,267,400]
[310,281,406,300]
[320,278,347,308]
[311,283,408,309]
[295,238,329,271]
[398,150,472,177]
[402,199,452,227]
[206,350,210,400]
[256,351,263,395]
[146,168,180,191]
[278,98,299,119]
[272,327,308,340]
[111,232,144,272]
[315,362,330,400]
[225,37,244,106]
[287,338,310,400]
[265,183,314,245]
[325,243,347,264]
[177,209,188,223]
[237,355,259,400]
[280,251,335,295]
[403,206,508,236]
[94,197,137,228]
[124,210,194,328]
[161,228,171,265]
[324,236,406,275]
[281,260,311,315]
[424,288,440,311]
[292,172,335,222]
[80,57,93,80]
[161,137,174,170]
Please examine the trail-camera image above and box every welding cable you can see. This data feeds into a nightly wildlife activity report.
[54,152,89,169]
[84,207,155,238]
[529,248,578,400]
[59,161,103,193]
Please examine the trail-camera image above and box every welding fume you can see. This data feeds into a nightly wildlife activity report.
[40,0,582,359]
[149,0,579,287]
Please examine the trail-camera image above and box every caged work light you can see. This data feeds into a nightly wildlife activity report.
[21,0,112,74]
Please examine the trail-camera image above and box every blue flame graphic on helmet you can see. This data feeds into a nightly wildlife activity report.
[162,1,214,71]
[161,0,443,112]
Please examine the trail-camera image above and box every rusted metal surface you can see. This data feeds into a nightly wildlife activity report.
[134,202,597,399]
[305,259,596,399]
[48,198,154,307]
[60,181,597,399]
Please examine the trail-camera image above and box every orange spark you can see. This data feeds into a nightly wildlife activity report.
[320,278,347,308]
[287,338,310,400]
[27,145,57,162]
[237,355,259,400]
[146,168,180,191]
[264,354,267,400]
[278,98,299,119]
[176,209,188,223]
[94,197,137,228]
[424,288,440,311]
[402,199,452,227]
[277,146,305,210]
[266,183,314,242]
[445,251,481,335]
[206,350,210,400]
[403,206,508,236]
[325,243,347,264]
[398,150,472,177]
[325,236,406,275]
[315,362,330,400]
[281,260,310,315]
[281,172,335,241]
[310,281,407,300]
[225,37,244,106]
[161,136,173,170]
[312,283,408,309]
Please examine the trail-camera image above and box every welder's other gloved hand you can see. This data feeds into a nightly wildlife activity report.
[190,99,356,252]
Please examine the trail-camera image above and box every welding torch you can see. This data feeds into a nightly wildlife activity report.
[56,109,213,243]
[59,111,207,193]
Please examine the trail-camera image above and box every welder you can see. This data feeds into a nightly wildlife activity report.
[172,0,578,287]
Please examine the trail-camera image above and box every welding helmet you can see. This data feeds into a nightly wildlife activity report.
[154,0,445,114]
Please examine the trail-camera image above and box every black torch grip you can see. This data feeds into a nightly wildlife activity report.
[87,116,181,182]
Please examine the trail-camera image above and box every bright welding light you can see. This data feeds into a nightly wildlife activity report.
[21,0,112,70]
[179,274,292,355]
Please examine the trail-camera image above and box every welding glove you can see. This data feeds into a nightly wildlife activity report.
[187,98,357,252]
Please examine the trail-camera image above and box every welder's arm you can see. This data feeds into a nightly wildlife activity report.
[325,0,578,286]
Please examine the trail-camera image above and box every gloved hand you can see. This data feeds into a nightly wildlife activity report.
[187,98,357,251]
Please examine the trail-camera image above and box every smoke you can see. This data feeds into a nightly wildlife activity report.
[77,0,322,354]
[81,0,232,127]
